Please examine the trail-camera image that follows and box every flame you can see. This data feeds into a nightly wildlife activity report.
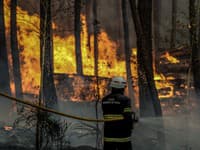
[154,73,174,98]
[4,0,177,101]
[4,126,13,131]
[4,0,40,94]
[4,2,137,96]
[154,49,182,99]
[154,50,181,98]
[54,15,128,78]
[161,52,180,64]
[10,81,15,95]
[54,35,77,74]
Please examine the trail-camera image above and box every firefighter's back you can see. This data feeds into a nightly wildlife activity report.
[102,93,132,139]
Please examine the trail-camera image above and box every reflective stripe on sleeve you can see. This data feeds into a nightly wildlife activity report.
[123,107,132,113]
[103,114,124,121]
[104,137,131,142]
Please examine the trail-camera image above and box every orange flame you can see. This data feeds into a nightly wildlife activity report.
[4,0,177,101]
[4,126,13,131]
[154,73,175,98]
[161,52,180,64]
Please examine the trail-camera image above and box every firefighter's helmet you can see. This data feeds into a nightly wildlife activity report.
[110,76,127,89]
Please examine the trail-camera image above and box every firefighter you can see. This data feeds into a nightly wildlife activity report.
[102,76,133,150]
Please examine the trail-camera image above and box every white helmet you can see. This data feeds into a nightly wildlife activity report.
[110,76,127,89]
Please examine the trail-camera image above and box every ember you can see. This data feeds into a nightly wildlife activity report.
[4,126,13,131]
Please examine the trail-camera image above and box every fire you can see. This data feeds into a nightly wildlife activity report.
[54,35,77,74]
[161,52,180,64]
[153,50,181,99]
[4,0,176,101]
[10,81,15,95]
[154,73,174,98]
[4,1,138,100]
[4,126,13,131]
[4,0,40,94]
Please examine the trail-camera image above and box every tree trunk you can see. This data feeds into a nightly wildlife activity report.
[197,1,200,98]
[121,0,136,110]
[129,0,162,117]
[189,0,200,98]
[85,0,92,51]
[36,1,58,149]
[93,0,98,78]
[0,0,11,95]
[10,0,23,112]
[93,0,101,149]
[40,0,57,108]
[74,0,83,75]
[153,0,161,72]
[0,0,12,118]
[170,0,177,49]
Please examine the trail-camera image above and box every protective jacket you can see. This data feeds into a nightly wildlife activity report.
[102,92,133,143]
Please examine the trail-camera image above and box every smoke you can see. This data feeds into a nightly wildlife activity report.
[133,115,200,150]
[159,0,189,48]
[132,94,200,150]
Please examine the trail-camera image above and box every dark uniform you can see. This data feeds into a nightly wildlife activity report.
[102,90,133,150]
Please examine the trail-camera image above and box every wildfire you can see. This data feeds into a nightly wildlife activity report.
[154,73,174,98]
[4,1,137,100]
[4,0,178,101]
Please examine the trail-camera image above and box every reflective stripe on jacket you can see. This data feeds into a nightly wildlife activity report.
[104,114,124,121]
[124,107,132,113]
[104,136,131,142]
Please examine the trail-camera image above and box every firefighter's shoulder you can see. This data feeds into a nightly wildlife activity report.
[117,94,130,102]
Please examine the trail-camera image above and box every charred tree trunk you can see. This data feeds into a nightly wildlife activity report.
[74,0,83,75]
[121,0,135,109]
[85,0,92,51]
[0,0,12,119]
[36,0,58,149]
[138,0,157,117]
[40,0,57,108]
[170,0,177,49]
[138,0,162,117]
[10,0,23,112]
[153,0,161,72]
[129,0,162,117]
[0,0,11,95]
[93,0,98,78]
[189,0,200,98]
[197,1,200,98]
[93,0,100,149]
